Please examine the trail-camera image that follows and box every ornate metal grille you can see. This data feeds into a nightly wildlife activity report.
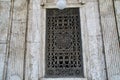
[45,8,83,78]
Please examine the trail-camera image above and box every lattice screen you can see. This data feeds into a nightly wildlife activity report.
[45,8,83,78]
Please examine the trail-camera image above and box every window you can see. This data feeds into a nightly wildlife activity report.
[45,8,84,78]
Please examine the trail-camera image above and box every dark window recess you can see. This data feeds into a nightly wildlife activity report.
[45,8,83,78]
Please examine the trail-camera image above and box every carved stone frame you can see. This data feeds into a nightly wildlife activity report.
[40,1,87,80]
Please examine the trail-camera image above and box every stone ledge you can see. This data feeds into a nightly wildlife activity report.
[41,78,87,80]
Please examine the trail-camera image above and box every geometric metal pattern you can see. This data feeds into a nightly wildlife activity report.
[45,8,83,78]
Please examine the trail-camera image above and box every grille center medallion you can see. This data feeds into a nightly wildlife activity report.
[54,32,73,49]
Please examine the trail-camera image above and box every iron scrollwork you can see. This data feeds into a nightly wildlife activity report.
[45,8,83,78]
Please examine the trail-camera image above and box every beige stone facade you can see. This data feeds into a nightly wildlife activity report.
[0,0,120,80]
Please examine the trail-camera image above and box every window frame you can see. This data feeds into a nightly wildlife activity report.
[40,1,87,80]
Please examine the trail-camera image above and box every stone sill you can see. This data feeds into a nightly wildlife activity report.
[41,78,87,80]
